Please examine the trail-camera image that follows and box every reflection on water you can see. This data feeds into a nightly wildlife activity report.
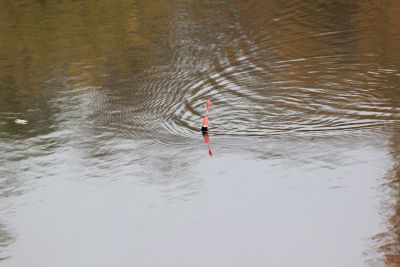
[1,0,400,266]
[369,132,400,267]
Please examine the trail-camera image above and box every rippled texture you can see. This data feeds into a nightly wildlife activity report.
[1,0,400,266]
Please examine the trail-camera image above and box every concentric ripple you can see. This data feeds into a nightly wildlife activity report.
[155,0,400,138]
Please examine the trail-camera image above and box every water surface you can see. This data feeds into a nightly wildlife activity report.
[1,0,400,266]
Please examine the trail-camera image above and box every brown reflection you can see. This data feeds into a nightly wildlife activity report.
[0,0,175,139]
[362,0,400,264]
[371,131,400,266]
[232,0,397,80]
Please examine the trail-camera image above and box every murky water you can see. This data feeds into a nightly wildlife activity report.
[1,0,400,266]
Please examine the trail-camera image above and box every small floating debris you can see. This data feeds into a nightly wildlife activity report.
[14,119,28,125]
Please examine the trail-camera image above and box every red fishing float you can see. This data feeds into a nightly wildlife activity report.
[201,99,213,157]
[201,99,211,133]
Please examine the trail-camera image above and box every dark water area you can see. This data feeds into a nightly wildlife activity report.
[1,0,400,266]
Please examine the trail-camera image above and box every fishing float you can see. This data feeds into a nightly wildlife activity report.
[201,99,213,156]
[201,99,211,133]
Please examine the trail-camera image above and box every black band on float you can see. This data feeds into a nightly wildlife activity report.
[201,126,208,133]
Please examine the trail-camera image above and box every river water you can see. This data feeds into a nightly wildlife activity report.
[1,0,400,266]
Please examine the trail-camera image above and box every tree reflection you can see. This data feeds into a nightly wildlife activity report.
[0,222,13,261]
[371,132,400,266]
